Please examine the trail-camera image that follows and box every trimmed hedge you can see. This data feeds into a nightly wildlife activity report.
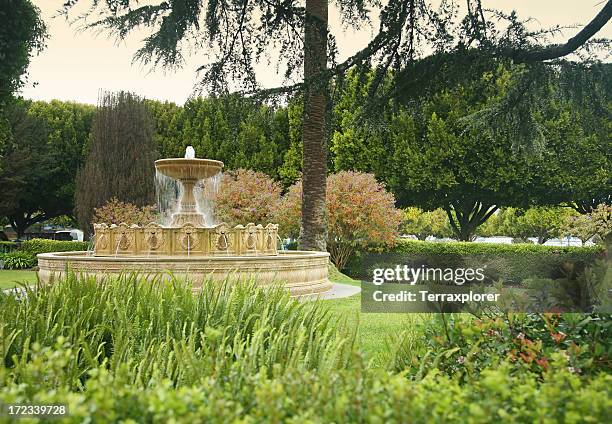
[389,239,605,256]
[19,238,89,256]
[346,239,605,284]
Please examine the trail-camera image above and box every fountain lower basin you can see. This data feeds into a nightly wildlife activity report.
[37,250,332,296]
[94,222,279,256]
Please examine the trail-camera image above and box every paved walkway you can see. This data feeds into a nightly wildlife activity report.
[300,282,361,301]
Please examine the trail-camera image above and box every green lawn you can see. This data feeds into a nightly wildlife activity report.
[0,270,38,290]
[327,266,429,366]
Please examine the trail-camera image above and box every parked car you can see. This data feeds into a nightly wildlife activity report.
[55,229,84,242]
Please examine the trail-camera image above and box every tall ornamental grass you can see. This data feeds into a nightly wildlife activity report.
[0,273,355,391]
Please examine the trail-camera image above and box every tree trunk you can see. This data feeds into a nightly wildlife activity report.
[445,202,497,242]
[299,0,328,251]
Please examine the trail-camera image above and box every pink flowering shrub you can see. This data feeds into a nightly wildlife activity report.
[214,169,282,226]
[92,198,157,225]
[277,171,403,269]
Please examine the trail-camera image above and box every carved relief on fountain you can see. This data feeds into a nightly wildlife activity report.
[213,222,233,254]
[264,223,278,254]
[178,224,199,252]
[144,223,164,252]
[93,223,110,254]
[92,222,278,257]
[110,223,137,255]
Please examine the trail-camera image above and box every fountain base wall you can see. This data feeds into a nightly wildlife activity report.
[37,251,332,296]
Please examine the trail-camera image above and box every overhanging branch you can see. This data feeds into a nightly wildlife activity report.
[507,0,611,62]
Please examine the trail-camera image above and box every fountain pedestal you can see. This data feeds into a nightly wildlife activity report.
[170,178,205,227]
[154,157,224,227]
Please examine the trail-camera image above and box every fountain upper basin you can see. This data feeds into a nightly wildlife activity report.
[155,158,224,180]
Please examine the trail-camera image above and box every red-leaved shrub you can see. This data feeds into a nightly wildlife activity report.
[277,171,402,269]
[214,169,282,226]
[92,198,157,225]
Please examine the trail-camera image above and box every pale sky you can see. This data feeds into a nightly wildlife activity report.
[21,1,612,105]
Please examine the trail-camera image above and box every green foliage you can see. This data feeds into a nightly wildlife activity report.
[345,239,604,283]
[0,274,354,389]
[390,239,604,256]
[0,274,611,421]
[388,313,612,378]
[19,238,88,256]
[0,0,47,106]
[150,95,291,181]
[0,99,94,237]
[0,241,18,254]
[562,204,612,246]
[401,207,452,240]
[0,251,36,270]
[484,207,578,244]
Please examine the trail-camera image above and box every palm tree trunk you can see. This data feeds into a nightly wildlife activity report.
[299,0,328,251]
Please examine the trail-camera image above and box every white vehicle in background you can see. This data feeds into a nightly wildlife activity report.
[55,229,84,242]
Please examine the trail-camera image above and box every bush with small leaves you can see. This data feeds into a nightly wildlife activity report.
[92,197,157,226]
[214,169,282,226]
[1,251,36,269]
[277,172,402,269]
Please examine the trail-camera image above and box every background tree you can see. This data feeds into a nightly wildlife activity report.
[0,0,47,171]
[62,1,611,251]
[75,91,156,236]
[0,99,93,237]
[147,96,291,180]
[401,207,452,240]
[391,65,535,241]
[496,207,578,244]
[0,0,46,106]
[0,100,51,238]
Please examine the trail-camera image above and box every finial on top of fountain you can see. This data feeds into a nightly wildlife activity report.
[185,145,196,159]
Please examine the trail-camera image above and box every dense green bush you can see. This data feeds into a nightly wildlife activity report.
[0,275,610,422]
[18,238,89,256]
[1,348,610,423]
[0,251,37,269]
[346,239,605,284]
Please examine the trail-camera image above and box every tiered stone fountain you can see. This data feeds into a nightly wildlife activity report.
[37,148,331,296]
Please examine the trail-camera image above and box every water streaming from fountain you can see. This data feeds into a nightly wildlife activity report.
[155,146,222,227]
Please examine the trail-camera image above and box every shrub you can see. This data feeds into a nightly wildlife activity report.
[0,274,353,388]
[493,207,578,244]
[387,313,612,378]
[345,239,605,282]
[1,251,36,269]
[214,169,282,226]
[92,197,157,226]
[277,172,403,269]
[19,239,89,256]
